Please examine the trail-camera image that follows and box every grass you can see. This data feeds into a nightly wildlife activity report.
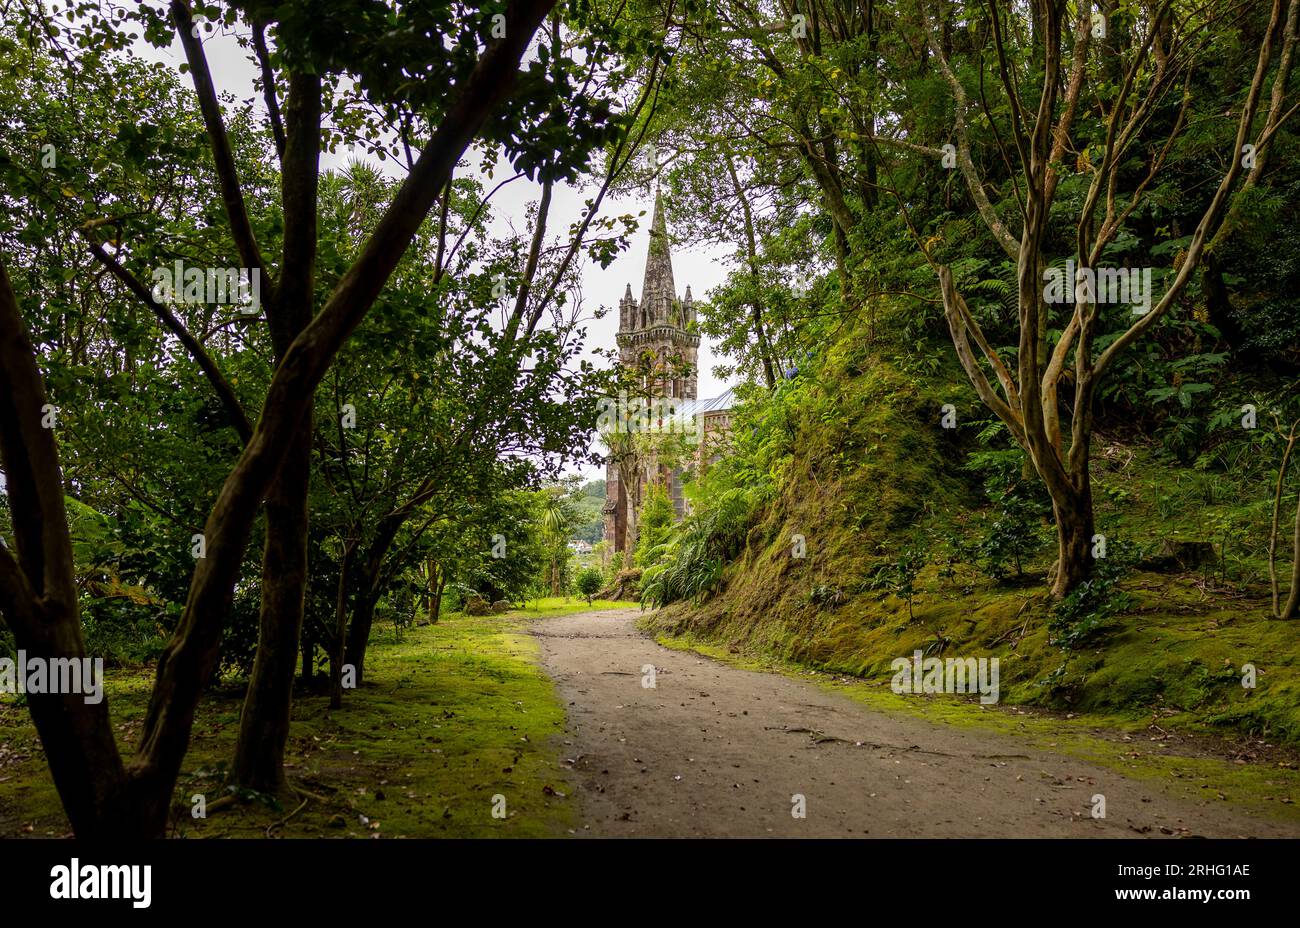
[510,596,638,617]
[0,603,624,838]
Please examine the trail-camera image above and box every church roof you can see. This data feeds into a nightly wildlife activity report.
[677,388,735,418]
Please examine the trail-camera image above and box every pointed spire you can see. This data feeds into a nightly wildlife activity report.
[648,189,670,256]
[623,282,633,299]
[640,188,676,317]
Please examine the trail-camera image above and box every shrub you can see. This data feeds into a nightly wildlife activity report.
[965,431,1049,580]
[634,485,676,568]
[976,493,1044,579]
[575,567,603,604]
[1048,539,1139,650]
[866,544,928,618]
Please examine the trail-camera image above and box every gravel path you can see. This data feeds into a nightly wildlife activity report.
[533,608,1300,838]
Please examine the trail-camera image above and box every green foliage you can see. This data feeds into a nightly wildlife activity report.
[974,495,1043,580]
[963,428,1050,579]
[640,488,756,608]
[568,480,607,544]
[575,567,603,604]
[866,544,928,619]
[1143,352,1231,464]
[605,550,626,585]
[1048,542,1140,651]
[633,484,675,568]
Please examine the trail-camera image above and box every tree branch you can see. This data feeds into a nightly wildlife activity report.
[923,2,1019,260]
[252,21,287,160]
[1094,0,1283,380]
[172,0,273,288]
[83,237,253,443]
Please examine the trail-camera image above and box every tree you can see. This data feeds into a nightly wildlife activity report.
[929,0,1296,596]
[1269,417,1300,619]
[539,489,576,596]
[0,0,583,837]
[576,567,602,604]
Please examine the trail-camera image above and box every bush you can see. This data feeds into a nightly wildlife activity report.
[575,567,603,604]
[80,596,172,666]
[605,550,625,585]
[976,493,1044,579]
[1048,540,1139,650]
[865,544,928,618]
[634,485,675,568]
[965,432,1049,580]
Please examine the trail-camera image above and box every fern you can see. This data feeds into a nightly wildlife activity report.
[640,488,756,608]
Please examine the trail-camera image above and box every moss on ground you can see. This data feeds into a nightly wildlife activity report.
[0,603,629,838]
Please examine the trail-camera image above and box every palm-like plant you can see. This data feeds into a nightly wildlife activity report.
[539,492,573,596]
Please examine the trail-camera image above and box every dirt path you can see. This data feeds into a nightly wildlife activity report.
[533,608,1300,838]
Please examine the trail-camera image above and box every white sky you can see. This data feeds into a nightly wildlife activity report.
[154,26,736,482]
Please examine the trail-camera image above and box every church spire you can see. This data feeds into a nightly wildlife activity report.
[640,189,676,321]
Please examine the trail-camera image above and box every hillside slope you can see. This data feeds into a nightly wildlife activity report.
[645,337,1300,748]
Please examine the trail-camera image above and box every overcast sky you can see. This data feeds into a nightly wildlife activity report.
[149,26,736,482]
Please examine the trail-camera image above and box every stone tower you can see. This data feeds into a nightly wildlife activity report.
[603,191,700,555]
[616,192,699,399]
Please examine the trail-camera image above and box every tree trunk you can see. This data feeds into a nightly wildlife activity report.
[1282,492,1300,619]
[328,633,345,710]
[8,603,143,836]
[231,409,311,791]
[343,588,379,688]
[0,260,145,836]
[231,68,320,792]
[329,562,349,710]
[625,492,640,553]
[431,570,446,624]
[338,498,421,683]
[420,558,434,620]
[1202,254,1243,347]
[301,628,314,682]
[1050,482,1095,599]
